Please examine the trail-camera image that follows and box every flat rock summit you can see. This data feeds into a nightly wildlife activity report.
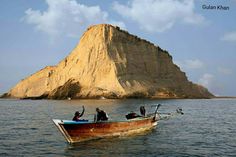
[3,24,213,99]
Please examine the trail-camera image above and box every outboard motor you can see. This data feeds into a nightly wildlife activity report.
[153,104,161,120]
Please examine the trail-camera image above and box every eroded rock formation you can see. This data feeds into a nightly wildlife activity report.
[3,24,213,99]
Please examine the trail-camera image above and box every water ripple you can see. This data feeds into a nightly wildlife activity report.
[0,99,236,156]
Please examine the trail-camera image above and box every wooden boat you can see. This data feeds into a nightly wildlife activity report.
[53,106,161,144]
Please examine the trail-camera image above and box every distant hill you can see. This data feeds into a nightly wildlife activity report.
[3,24,214,99]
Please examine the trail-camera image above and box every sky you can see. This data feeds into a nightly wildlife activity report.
[0,0,236,96]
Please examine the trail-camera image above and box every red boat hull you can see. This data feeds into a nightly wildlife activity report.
[53,116,158,143]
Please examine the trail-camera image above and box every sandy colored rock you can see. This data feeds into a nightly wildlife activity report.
[4,24,213,99]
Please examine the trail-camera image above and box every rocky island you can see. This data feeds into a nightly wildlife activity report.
[2,24,213,99]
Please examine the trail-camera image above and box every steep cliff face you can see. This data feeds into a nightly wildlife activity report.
[4,24,213,99]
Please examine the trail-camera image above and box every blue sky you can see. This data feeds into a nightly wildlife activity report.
[0,0,236,96]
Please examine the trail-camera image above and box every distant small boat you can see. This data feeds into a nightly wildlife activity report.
[53,106,161,144]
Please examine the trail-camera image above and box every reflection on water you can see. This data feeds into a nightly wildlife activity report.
[65,134,154,157]
[0,99,236,156]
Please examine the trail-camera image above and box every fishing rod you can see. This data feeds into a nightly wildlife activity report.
[151,104,184,120]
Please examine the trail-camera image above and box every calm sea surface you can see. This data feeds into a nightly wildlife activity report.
[0,99,235,157]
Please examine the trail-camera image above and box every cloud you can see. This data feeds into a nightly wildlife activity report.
[198,73,214,88]
[24,0,125,39]
[217,67,232,75]
[221,31,236,42]
[175,59,204,70]
[112,0,205,32]
[185,59,204,69]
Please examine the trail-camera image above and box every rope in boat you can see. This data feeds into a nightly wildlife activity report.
[158,108,184,120]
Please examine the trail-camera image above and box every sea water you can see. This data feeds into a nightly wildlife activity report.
[0,99,235,157]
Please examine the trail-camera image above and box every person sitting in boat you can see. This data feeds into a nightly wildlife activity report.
[95,108,108,121]
[72,106,85,121]
[140,106,146,117]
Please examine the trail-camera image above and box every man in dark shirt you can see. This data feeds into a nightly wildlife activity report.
[140,106,146,116]
[96,108,108,121]
[72,106,85,121]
